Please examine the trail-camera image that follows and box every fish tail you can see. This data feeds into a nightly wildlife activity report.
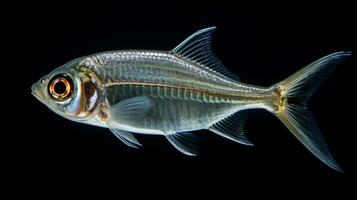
[270,51,350,172]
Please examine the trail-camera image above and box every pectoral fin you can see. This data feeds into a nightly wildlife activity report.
[102,96,153,148]
[109,96,153,122]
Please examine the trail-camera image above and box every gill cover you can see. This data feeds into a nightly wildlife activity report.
[64,68,99,118]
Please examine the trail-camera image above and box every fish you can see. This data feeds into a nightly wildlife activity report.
[31,27,350,172]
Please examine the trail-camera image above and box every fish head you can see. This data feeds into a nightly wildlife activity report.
[31,58,100,122]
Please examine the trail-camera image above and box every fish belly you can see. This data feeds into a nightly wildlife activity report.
[105,84,241,134]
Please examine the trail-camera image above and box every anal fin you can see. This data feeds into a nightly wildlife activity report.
[208,111,253,146]
[165,132,199,156]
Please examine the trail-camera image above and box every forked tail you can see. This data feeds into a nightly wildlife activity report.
[271,51,350,172]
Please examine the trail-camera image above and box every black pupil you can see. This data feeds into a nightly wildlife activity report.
[54,81,67,94]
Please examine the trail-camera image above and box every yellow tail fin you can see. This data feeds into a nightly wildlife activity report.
[272,51,350,172]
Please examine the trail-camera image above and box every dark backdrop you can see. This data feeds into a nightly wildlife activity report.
[5,0,356,196]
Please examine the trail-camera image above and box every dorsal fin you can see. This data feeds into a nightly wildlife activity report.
[170,27,240,81]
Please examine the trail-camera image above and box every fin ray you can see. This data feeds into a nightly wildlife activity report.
[109,96,152,122]
[272,51,351,172]
[209,111,253,146]
[171,27,240,81]
[165,132,199,156]
[104,96,152,148]
[107,123,142,149]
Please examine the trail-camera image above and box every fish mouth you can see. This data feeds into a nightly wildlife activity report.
[31,84,46,104]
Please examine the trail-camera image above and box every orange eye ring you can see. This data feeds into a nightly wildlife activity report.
[48,74,73,101]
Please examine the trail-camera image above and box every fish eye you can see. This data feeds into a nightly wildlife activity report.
[48,74,74,101]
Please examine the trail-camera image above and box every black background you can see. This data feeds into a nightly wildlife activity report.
[5,0,356,196]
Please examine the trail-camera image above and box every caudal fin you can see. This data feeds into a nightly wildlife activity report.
[272,51,350,172]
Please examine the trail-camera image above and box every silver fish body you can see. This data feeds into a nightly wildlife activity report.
[32,27,350,171]
[82,50,276,134]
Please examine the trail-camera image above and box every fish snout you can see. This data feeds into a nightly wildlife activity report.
[31,83,37,93]
[31,82,45,102]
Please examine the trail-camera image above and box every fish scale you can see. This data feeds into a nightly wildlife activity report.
[95,52,258,93]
